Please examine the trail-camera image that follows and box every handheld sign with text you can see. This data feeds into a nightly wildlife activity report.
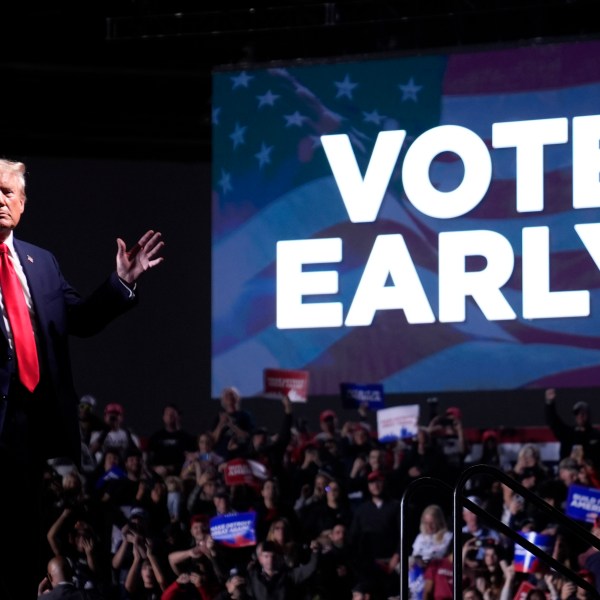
[566,484,600,523]
[210,512,257,548]
[376,404,420,442]
[223,458,269,491]
[264,368,309,402]
[340,382,385,410]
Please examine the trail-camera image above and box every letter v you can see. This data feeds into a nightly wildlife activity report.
[321,130,406,223]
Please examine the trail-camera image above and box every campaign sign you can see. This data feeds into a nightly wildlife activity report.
[513,531,555,573]
[376,404,419,442]
[566,484,600,523]
[513,581,535,600]
[264,368,309,402]
[340,382,385,410]
[210,512,257,548]
[223,458,269,490]
[408,561,425,600]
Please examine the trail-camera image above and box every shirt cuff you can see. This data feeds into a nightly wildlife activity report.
[117,277,137,299]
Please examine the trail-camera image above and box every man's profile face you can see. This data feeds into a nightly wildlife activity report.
[0,170,25,236]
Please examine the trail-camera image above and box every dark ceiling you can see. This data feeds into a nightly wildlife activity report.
[2,0,600,162]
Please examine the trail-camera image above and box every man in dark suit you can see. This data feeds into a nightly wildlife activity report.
[37,555,103,599]
[0,158,164,599]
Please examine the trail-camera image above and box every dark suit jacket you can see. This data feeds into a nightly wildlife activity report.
[0,238,137,464]
[38,581,103,599]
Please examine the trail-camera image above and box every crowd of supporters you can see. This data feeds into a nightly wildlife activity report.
[34,387,600,600]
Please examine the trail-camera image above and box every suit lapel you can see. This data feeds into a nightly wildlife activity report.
[13,238,42,331]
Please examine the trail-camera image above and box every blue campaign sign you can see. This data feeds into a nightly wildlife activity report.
[210,512,257,548]
[340,382,385,410]
[565,484,600,524]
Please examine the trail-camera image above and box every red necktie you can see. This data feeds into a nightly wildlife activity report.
[0,243,40,392]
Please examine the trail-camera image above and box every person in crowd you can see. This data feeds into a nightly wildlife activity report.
[101,446,150,524]
[461,496,501,572]
[312,409,341,444]
[246,538,321,600]
[390,427,446,498]
[214,569,249,600]
[466,430,512,501]
[112,507,157,596]
[341,422,375,480]
[577,517,600,593]
[479,429,507,470]
[294,469,332,522]
[313,522,357,600]
[123,533,169,599]
[168,514,227,585]
[470,542,505,598]
[423,547,454,600]
[89,402,143,464]
[545,388,600,469]
[181,431,225,488]
[407,503,453,600]
[351,580,375,600]
[139,473,173,544]
[302,477,353,542]
[265,517,303,569]
[349,470,401,599]
[46,513,107,595]
[161,565,223,600]
[513,443,550,492]
[570,444,600,488]
[254,477,300,543]
[240,395,294,492]
[318,435,348,484]
[90,446,125,496]
[428,406,468,486]
[187,470,221,521]
[496,481,529,532]
[78,394,105,475]
[211,387,255,458]
[146,402,197,478]
[410,504,453,563]
[291,440,324,507]
[0,158,164,600]
[347,432,384,503]
[37,555,104,599]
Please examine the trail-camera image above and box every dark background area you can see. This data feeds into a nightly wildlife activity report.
[2,1,600,439]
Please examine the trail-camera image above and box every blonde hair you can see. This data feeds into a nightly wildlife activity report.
[266,517,291,543]
[0,159,26,200]
[518,443,541,462]
[420,504,449,542]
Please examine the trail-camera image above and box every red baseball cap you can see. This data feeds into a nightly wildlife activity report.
[446,407,462,420]
[320,409,336,422]
[368,470,385,482]
[104,402,124,415]
[482,429,498,443]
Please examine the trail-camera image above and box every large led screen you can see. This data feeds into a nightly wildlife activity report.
[212,38,600,398]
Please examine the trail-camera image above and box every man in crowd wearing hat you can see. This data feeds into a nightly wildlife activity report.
[545,388,600,470]
[313,409,341,444]
[428,406,467,486]
[349,469,401,599]
[89,402,141,463]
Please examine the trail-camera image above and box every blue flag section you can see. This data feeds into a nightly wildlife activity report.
[340,382,385,410]
[566,484,600,524]
[210,512,257,548]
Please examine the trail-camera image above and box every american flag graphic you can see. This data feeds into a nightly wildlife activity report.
[211,38,600,397]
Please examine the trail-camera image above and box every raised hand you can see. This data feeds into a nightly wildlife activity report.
[116,229,164,284]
